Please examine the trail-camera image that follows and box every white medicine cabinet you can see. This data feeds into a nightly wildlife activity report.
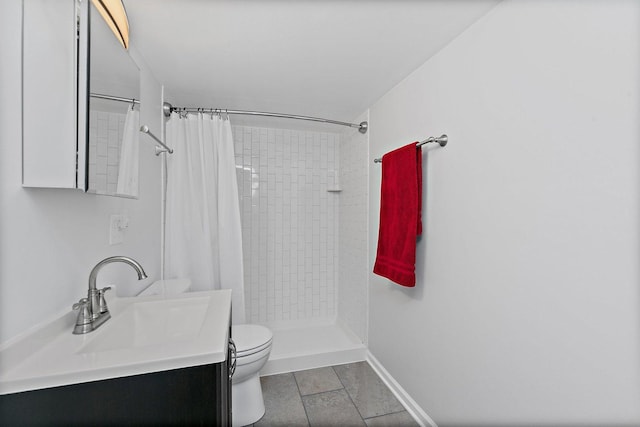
[22,0,89,190]
[22,0,140,197]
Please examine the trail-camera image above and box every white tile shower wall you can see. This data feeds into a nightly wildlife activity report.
[233,125,340,324]
[88,110,125,194]
[337,116,369,343]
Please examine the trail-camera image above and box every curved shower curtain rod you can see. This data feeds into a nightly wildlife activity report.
[162,101,368,134]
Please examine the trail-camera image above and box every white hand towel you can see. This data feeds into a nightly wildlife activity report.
[116,108,140,197]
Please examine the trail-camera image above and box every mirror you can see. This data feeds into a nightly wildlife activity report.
[87,1,140,198]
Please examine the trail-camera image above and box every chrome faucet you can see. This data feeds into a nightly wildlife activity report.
[72,256,148,334]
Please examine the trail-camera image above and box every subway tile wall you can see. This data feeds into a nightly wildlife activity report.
[337,125,369,343]
[88,110,125,194]
[233,125,340,323]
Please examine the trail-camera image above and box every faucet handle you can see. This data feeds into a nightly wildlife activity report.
[98,286,112,314]
[72,298,93,335]
[72,298,89,311]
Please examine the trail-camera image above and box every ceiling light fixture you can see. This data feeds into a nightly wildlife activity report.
[91,0,129,50]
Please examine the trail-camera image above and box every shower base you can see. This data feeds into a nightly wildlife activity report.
[259,319,367,376]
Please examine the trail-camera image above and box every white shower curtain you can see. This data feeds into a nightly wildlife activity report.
[165,112,246,324]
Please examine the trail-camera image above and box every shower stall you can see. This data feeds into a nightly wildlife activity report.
[232,121,369,374]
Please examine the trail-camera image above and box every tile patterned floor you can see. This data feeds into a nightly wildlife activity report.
[250,361,419,427]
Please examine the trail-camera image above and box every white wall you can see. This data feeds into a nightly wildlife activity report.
[0,0,163,345]
[338,112,370,343]
[233,125,340,324]
[367,1,640,425]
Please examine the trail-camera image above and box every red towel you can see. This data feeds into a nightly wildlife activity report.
[373,142,422,287]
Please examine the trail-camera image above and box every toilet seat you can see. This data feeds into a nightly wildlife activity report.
[232,324,273,358]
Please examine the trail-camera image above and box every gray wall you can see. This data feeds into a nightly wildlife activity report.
[367,1,640,424]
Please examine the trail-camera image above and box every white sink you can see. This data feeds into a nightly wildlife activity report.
[79,296,210,354]
[137,278,192,297]
[0,289,232,395]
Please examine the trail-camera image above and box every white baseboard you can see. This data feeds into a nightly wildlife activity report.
[366,351,438,427]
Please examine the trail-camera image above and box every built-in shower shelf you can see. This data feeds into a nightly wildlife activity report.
[327,170,341,193]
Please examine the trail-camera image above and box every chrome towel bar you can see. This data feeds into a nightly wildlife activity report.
[140,125,174,156]
[374,134,447,163]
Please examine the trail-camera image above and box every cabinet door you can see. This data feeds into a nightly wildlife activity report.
[22,0,88,190]
[0,364,229,425]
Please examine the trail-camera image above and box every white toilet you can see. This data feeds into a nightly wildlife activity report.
[231,324,273,427]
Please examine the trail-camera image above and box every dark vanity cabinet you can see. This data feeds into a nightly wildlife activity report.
[0,346,233,426]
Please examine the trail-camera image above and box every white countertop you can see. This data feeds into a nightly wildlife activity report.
[0,289,231,395]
